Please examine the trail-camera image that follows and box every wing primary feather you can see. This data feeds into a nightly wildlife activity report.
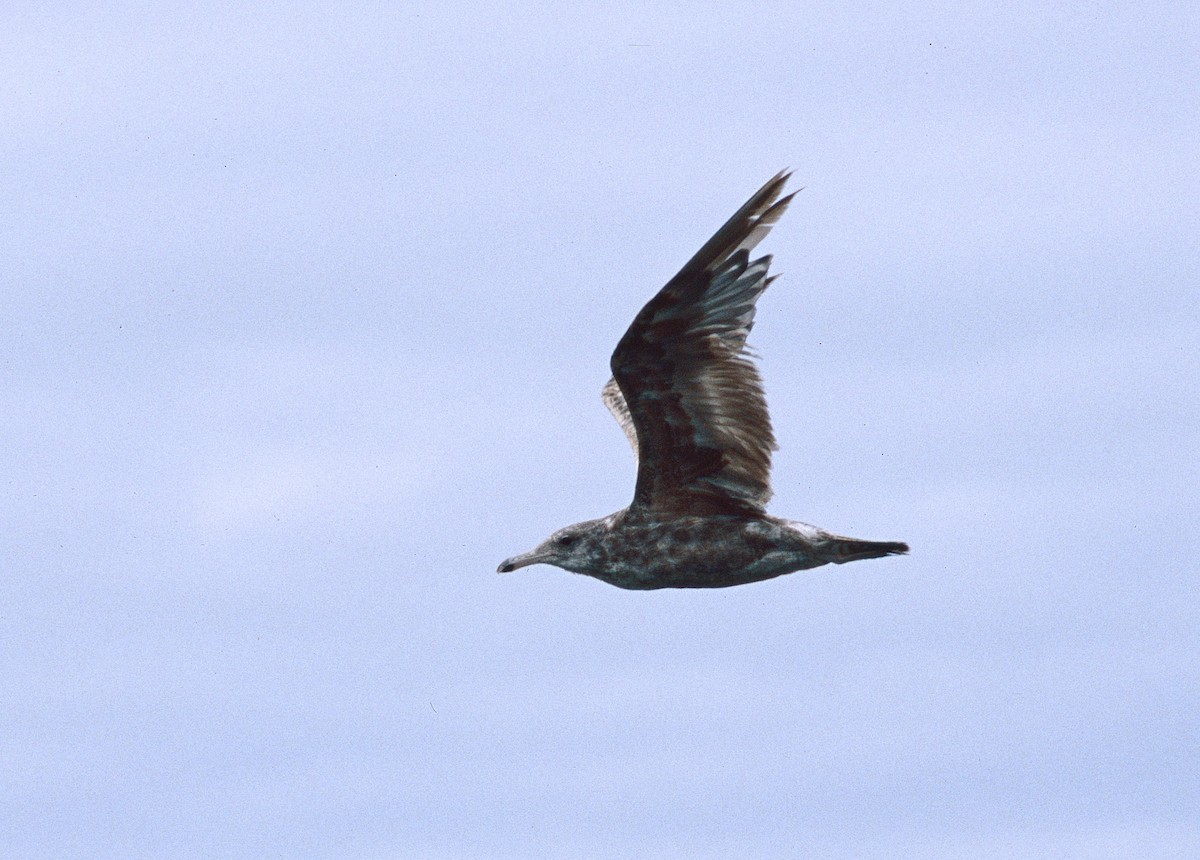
[674,171,795,278]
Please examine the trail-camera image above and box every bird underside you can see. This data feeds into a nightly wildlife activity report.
[499,509,908,590]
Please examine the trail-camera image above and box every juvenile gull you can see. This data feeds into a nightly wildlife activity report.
[498,172,907,589]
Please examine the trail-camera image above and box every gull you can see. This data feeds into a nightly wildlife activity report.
[499,172,907,589]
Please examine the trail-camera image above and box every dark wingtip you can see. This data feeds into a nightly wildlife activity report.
[675,170,797,277]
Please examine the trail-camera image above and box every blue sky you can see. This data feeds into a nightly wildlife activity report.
[3,2,1197,857]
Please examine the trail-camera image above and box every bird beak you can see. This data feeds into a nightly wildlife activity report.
[497,550,549,573]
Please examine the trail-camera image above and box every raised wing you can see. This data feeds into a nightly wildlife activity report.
[610,171,795,516]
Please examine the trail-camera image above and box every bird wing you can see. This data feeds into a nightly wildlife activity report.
[610,171,795,516]
[601,377,639,458]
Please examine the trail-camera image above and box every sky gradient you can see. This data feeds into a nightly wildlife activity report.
[3,3,1198,857]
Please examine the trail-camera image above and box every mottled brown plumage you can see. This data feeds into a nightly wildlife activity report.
[498,172,907,589]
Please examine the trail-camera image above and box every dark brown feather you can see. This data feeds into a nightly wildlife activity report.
[610,172,796,515]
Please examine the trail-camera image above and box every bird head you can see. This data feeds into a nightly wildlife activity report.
[497,520,604,574]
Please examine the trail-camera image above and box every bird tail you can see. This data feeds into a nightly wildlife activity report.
[823,536,909,564]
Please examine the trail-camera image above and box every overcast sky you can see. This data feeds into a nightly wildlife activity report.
[3,2,1197,857]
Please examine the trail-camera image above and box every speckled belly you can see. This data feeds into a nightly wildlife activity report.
[591,514,827,589]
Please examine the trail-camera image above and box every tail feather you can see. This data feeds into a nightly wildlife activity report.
[824,537,909,564]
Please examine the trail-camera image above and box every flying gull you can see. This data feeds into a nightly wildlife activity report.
[498,172,907,589]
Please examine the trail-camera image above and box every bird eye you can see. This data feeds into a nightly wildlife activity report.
[556,534,575,547]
